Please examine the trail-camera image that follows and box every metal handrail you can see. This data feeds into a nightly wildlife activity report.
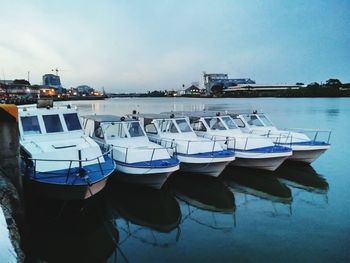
[20,147,114,163]
[152,136,229,155]
[263,129,332,145]
[21,147,114,182]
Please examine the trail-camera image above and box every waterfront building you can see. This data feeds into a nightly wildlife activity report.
[224,83,303,93]
[184,85,201,95]
[203,73,255,95]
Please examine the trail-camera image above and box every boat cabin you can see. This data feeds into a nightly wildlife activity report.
[131,114,195,136]
[82,115,149,145]
[19,105,84,141]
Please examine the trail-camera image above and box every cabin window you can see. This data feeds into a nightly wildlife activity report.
[232,118,245,128]
[244,115,264,126]
[21,116,41,135]
[176,119,192,133]
[63,113,82,131]
[158,120,179,133]
[105,123,127,139]
[258,114,273,126]
[43,114,63,133]
[204,117,226,130]
[191,121,207,132]
[95,126,104,139]
[221,116,238,129]
[127,122,145,137]
[145,123,157,134]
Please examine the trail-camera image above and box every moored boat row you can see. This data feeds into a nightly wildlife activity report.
[17,100,331,200]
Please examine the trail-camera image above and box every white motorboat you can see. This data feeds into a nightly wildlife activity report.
[172,111,292,171]
[82,115,179,189]
[229,111,331,164]
[18,100,115,200]
[131,113,235,177]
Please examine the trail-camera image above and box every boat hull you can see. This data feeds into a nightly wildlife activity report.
[21,156,115,200]
[114,170,176,189]
[176,152,235,177]
[24,176,109,200]
[232,155,289,171]
[179,160,230,177]
[289,148,329,164]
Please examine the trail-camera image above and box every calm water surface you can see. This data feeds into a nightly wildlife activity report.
[26,98,350,262]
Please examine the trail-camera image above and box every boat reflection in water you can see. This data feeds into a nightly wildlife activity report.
[221,166,292,204]
[106,178,181,249]
[169,172,235,230]
[275,162,329,194]
[25,193,119,263]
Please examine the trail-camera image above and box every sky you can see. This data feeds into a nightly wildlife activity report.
[0,0,349,92]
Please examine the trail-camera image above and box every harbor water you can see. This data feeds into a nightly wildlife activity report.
[24,97,349,262]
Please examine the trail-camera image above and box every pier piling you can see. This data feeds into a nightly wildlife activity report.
[0,104,25,262]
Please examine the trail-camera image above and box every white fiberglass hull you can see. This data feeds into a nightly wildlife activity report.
[231,151,292,171]
[177,155,235,177]
[232,156,289,171]
[114,163,179,189]
[289,148,329,164]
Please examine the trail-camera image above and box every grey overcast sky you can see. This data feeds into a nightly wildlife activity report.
[0,0,349,92]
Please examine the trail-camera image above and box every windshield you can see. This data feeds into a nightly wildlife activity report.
[63,113,82,131]
[204,117,227,130]
[176,119,192,133]
[258,114,273,126]
[21,116,41,135]
[157,120,179,133]
[43,114,63,133]
[232,117,245,128]
[105,123,128,139]
[127,122,145,137]
[243,114,264,127]
[221,116,238,129]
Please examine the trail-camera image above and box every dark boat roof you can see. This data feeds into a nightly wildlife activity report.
[82,114,135,122]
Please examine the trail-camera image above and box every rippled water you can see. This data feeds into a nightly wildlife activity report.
[25,98,350,262]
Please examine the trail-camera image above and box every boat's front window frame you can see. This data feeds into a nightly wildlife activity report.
[243,114,265,127]
[104,122,128,139]
[42,114,64,133]
[221,116,238,130]
[157,119,180,134]
[232,117,246,128]
[258,114,274,126]
[204,117,227,131]
[63,113,82,131]
[20,115,42,135]
[175,118,192,133]
[126,121,145,137]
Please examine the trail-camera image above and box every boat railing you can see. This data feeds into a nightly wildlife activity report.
[151,137,229,155]
[107,144,174,164]
[197,134,236,151]
[282,128,332,144]
[21,147,114,183]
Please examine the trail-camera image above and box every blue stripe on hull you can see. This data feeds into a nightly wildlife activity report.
[23,156,115,186]
[234,145,291,153]
[114,157,179,169]
[175,150,234,158]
